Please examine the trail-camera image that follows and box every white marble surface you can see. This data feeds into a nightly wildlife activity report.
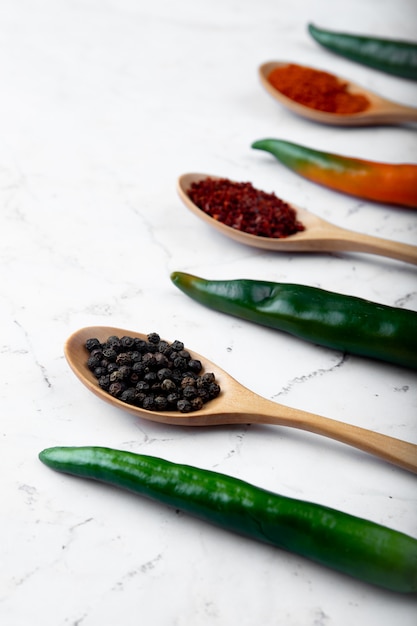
[1,1,417,624]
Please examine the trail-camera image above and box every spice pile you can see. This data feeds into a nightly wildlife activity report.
[188,177,305,238]
[85,333,221,413]
[268,63,370,114]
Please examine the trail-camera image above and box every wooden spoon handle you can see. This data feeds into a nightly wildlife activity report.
[248,396,417,473]
[370,102,417,125]
[286,408,417,474]
[320,227,417,265]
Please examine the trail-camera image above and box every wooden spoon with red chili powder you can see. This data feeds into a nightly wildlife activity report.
[259,61,417,126]
[177,173,417,265]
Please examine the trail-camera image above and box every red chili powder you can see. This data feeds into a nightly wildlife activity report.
[188,177,305,239]
[268,64,370,114]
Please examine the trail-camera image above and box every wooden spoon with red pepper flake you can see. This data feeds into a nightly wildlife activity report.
[177,173,417,265]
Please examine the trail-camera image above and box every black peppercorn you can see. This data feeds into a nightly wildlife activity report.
[90,348,104,359]
[134,338,148,352]
[103,347,118,361]
[142,353,157,369]
[188,359,202,373]
[167,392,180,405]
[161,378,176,392]
[177,398,193,413]
[106,336,121,351]
[109,381,125,397]
[134,391,146,406]
[121,336,135,349]
[154,352,169,368]
[132,361,147,374]
[129,372,140,385]
[120,388,136,404]
[157,367,173,381]
[93,366,107,378]
[98,375,110,390]
[86,333,221,414]
[136,380,150,392]
[181,375,195,388]
[171,369,184,383]
[173,356,187,369]
[191,397,204,410]
[157,340,172,356]
[87,354,102,370]
[154,395,168,411]
[183,385,198,400]
[85,338,101,352]
[142,395,156,410]
[144,371,157,384]
[116,352,132,366]
[197,387,210,402]
[118,365,132,380]
[208,382,221,399]
[109,370,124,383]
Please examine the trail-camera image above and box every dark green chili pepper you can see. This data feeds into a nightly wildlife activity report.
[170,272,417,370]
[308,23,417,80]
[39,446,417,593]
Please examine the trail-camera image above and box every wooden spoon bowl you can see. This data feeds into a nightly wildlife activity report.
[65,325,417,474]
[259,61,417,126]
[177,173,417,264]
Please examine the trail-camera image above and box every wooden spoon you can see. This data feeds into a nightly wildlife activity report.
[177,173,417,265]
[65,326,417,474]
[259,61,417,126]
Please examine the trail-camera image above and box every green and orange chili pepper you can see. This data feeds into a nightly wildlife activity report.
[308,24,417,81]
[170,272,417,370]
[251,138,417,208]
[39,446,417,593]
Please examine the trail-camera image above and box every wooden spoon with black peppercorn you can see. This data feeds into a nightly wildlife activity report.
[177,173,417,265]
[259,61,417,126]
[65,326,417,474]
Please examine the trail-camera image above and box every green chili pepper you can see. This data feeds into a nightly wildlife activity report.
[170,272,417,370]
[251,138,417,208]
[308,23,417,80]
[39,446,417,593]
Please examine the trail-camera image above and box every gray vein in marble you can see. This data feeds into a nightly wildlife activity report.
[14,320,52,388]
[116,180,174,265]
[69,612,88,626]
[111,553,163,591]
[212,425,251,468]
[61,518,95,553]
[312,607,331,626]
[393,385,409,392]
[274,354,347,398]
[18,483,38,507]
[394,291,417,307]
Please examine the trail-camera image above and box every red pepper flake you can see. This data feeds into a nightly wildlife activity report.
[188,177,305,238]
